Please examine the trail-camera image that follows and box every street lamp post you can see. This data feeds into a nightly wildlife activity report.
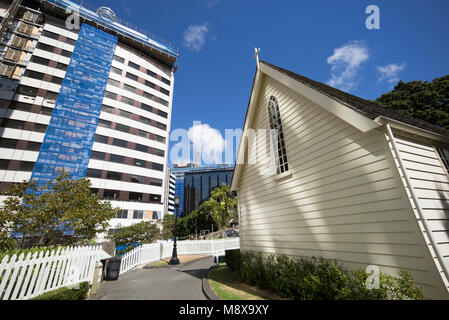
[169,196,180,265]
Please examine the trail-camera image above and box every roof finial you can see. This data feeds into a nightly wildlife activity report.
[254,48,260,69]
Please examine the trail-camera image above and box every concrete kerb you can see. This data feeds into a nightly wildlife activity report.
[202,265,221,300]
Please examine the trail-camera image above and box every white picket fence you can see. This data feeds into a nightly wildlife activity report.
[0,245,108,300]
[120,238,240,274]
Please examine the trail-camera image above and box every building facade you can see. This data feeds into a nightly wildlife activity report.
[0,0,178,231]
[183,165,234,217]
[163,166,175,216]
[232,60,449,299]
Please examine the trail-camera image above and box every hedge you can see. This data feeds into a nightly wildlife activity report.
[225,249,424,300]
[30,282,90,300]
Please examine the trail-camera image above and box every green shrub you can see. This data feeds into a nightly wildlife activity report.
[225,249,241,274]
[233,251,424,300]
[30,282,90,300]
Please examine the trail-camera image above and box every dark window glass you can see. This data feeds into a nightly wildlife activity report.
[113,56,125,64]
[42,30,59,40]
[130,175,144,184]
[19,161,34,171]
[133,159,146,167]
[30,55,50,65]
[149,194,161,203]
[141,103,152,113]
[90,151,106,160]
[117,210,128,219]
[105,91,117,100]
[65,37,76,46]
[133,210,143,219]
[146,69,156,78]
[118,109,132,119]
[158,110,167,118]
[144,80,155,89]
[98,119,112,128]
[86,168,102,178]
[152,163,164,172]
[143,92,153,100]
[158,99,169,107]
[150,178,163,187]
[126,72,138,82]
[138,117,150,125]
[51,76,63,85]
[56,62,68,71]
[36,42,54,52]
[111,66,122,75]
[109,154,125,164]
[40,107,53,116]
[108,79,120,87]
[103,189,120,199]
[45,91,58,100]
[17,85,38,96]
[0,138,18,148]
[161,77,171,86]
[90,188,99,195]
[34,123,47,133]
[129,192,143,201]
[124,84,136,93]
[115,123,130,133]
[26,141,41,151]
[120,96,134,106]
[155,122,167,131]
[160,87,170,96]
[153,148,164,157]
[0,119,25,129]
[0,159,10,170]
[101,105,114,114]
[94,134,108,144]
[155,135,166,144]
[9,101,31,111]
[137,130,149,139]
[128,61,140,70]
[106,171,122,181]
[112,138,127,148]
[135,144,148,153]
[61,50,72,58]
[24,70,44,80]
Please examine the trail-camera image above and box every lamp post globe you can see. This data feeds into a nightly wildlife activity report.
[169,196,180,265]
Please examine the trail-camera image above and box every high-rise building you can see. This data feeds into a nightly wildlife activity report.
[0,0,178,230]
[174,164,234,217]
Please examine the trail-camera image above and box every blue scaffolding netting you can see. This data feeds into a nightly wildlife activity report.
[29,23,117,189]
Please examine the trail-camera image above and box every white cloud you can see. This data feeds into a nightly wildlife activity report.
[376,63,406,86]
[326,41,369,92]
[207,0,222,8]
[183,23,209,51]
[188,123,225,164]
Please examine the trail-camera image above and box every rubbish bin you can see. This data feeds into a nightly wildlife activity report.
[105,257,122,281]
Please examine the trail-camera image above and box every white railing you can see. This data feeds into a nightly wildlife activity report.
[120,238,240,274]
[0,245,107,300]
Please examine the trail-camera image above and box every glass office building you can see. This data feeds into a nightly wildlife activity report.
[183,165,234,217]
[0,0,178,232]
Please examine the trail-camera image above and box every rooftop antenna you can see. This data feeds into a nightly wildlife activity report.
[253,48,261,69]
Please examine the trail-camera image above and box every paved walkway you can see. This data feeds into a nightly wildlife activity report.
[89,256,214,300]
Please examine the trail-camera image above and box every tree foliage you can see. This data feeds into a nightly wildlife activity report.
[160,208,218,240]
[0,173,120,249]
[200,183,237,238]
[374,75,449,130]
[107,221,160,246]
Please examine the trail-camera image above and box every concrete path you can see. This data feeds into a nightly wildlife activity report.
[89,256,214,300]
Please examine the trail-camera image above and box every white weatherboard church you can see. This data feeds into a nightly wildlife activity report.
[231,58,449,299]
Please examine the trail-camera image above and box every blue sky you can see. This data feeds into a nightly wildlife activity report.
[85,0,449,165]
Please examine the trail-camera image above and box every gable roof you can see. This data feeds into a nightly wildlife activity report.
[231,60,449,191]
[261,60,449,137]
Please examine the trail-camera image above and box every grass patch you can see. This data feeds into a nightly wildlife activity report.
[208,265,285,300]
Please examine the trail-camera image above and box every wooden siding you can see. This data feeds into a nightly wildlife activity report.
[392,134,449,294]
[237,74,449,299]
